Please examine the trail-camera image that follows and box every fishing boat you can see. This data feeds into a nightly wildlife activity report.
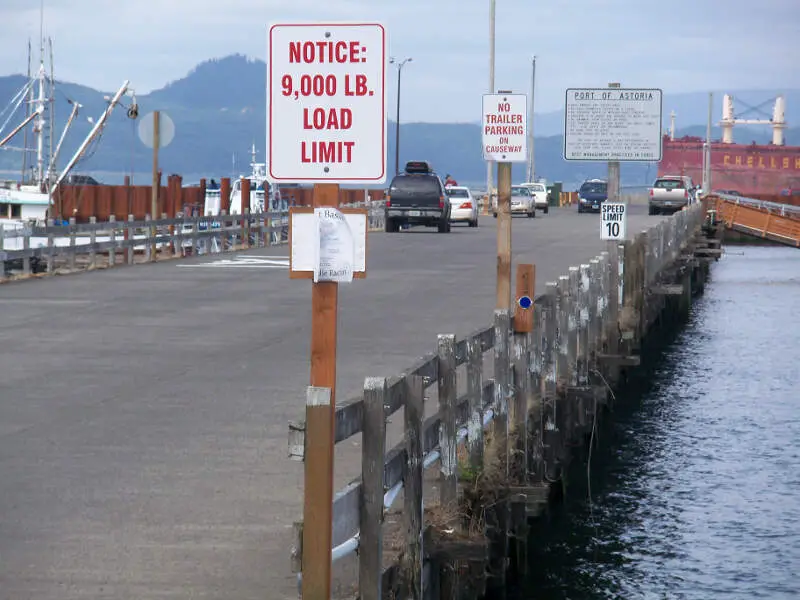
[0,15,136,227]
[203,143,285,215]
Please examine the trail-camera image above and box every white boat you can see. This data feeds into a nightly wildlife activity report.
[204,144,285,215]
[0,10,135,226]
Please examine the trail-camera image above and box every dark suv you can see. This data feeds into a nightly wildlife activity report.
[384,161,451,233]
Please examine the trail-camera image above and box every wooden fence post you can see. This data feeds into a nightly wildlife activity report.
[219,209,227,253]
[244,207,251,249]
[511,329,530,480]
[46,222,54,273]
[577,263,592,387]
[634,232,648,348]
[492,309,511,476]
[528,298,544,481]
[301,385,334,600]
[466,334,484,472]
[127,215,134,265]
[145,214,153,262]
[22,230,30,276]
[402,374,424,600]
[555,276,569,391]
[360,377,387,600]
[597,251,610,349]
[108,216,116,267]
[588,258,601,370]
[68,217,76,271]
[567,267,579,388]
[88,216,97,268]
[437,334,458,506]
[542,282,559,482]
[241,177,250,248]
[160,212,168,259]
[0,229,5,282]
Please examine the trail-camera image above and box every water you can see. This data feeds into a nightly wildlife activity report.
[518,245,800,599]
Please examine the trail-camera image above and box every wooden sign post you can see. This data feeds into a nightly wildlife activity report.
[287,197,369,600]
[496,161,512,309]
[482,91,529,310]
[269,21,387,600]
[305,183,338,600]
[514,263,535,333]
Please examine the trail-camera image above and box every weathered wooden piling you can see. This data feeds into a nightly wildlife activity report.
[287,200,719,599]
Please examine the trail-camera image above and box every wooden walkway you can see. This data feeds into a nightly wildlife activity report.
[710,194,800,248]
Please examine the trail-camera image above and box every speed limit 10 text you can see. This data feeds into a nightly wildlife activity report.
[602,204,625,221]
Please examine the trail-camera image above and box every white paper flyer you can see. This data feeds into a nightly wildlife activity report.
[313,207,355,283]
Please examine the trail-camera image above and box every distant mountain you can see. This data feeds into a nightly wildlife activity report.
[1,54,797,189]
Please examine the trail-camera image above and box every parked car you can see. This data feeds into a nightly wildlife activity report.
[446,185,478,227]
[648,175,696,215]
[518,182,549,213]
[384,160,451,233]
[493,185,535,218]
[577,179,608,213]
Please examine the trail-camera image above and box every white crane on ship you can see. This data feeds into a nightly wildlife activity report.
[719,94,787,146]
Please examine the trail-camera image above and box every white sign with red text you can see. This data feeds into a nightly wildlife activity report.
[482,93,527,163]
[267,23,387,183]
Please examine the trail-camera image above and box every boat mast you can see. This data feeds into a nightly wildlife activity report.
[33,0,48,188]
[48,36,55,190]
[54,81,130,190]
[0,107,43,148]
[21,39,32,181]
[50,100,81,177]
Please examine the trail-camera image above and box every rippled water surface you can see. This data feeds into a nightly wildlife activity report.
[518,246,800,599]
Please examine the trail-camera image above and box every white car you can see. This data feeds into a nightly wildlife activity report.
[493,185,536,218]
[446,185,478,227]
[519,182,549,214]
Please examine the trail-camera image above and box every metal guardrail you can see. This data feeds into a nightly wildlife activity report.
[713,193,800,217]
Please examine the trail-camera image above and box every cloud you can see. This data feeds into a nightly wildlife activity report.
[1,0,798,122]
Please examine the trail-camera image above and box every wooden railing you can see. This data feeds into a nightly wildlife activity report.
[287,201,710,598]
[0,200,386,279]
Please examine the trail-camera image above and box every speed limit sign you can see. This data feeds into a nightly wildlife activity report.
[601,202,627,240]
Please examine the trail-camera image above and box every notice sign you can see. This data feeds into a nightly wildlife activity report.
[564,88,663,162]
[313,207,355,283]
[289,207,368,279]
[600,202,627,240]
[482,93,527,162]
[267,23,387,183]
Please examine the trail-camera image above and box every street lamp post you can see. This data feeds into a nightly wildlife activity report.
[390,56,412,175]
[486,0,496,199]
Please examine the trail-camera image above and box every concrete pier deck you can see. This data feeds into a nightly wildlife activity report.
[0,204,665,599]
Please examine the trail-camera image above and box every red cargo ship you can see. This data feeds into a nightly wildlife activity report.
[658,94,800,197]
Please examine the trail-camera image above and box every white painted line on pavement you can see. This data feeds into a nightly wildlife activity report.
[176,256,290,269]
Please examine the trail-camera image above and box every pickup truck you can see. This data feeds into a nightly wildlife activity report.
[648,176,695,215]
[384,161,451,233]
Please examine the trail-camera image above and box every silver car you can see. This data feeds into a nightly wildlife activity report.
[493,186,535,218]
[446,186,478,227]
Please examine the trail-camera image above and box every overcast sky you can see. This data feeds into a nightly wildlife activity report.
[1,0,798,123]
